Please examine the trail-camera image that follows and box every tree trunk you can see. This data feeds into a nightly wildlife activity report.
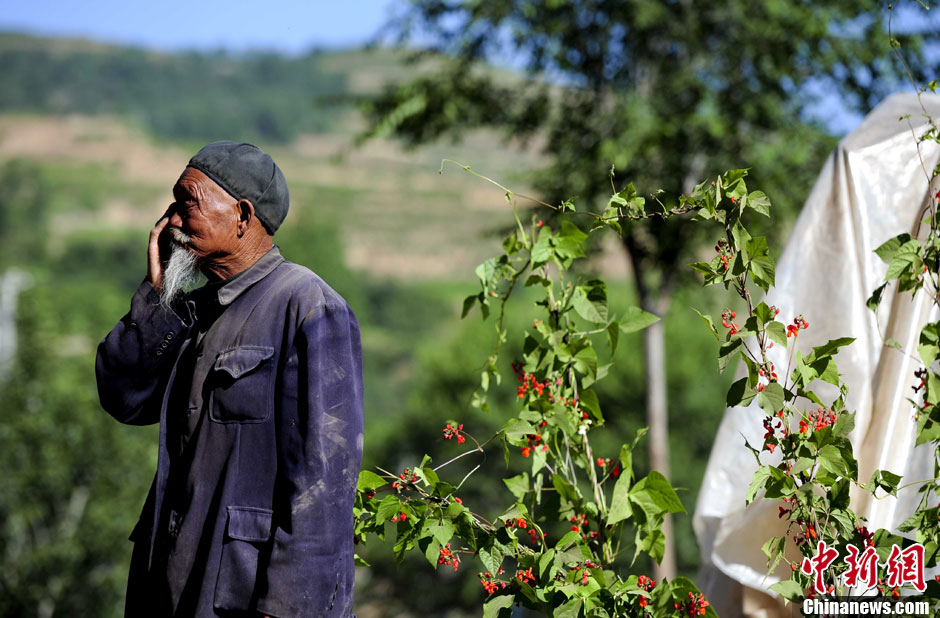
[642,292,675,581]
[623,236,676,581]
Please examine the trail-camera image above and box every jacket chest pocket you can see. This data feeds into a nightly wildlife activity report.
[209,346,275,423]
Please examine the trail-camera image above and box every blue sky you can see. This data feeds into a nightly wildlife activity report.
[0,0,400,54]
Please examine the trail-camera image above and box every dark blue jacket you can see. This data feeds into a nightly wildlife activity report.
[96,247,363,617]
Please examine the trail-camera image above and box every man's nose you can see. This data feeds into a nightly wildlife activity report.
[167,209,184,229]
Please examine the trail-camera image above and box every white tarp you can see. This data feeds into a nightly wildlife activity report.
[694,92,940,617]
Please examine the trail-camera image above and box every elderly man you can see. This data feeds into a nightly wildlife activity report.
[96,141,363,618]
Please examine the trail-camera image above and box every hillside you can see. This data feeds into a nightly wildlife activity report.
[0,32,582,281]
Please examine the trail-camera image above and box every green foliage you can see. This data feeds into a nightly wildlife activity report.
[354,176,730,615]
[689,152,940,605]
[358,0,939,315]
[0,159,52,268]
[0,159,157,617]
[359,5,919,584]
[0,34,346,143]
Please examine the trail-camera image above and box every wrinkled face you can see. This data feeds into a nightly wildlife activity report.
[167,167,239,262]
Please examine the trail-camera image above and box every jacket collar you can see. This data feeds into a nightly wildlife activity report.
[215,245,285,306]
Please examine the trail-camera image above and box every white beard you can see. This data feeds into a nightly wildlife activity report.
[159,229,201,309]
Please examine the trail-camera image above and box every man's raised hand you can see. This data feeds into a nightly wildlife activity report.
[147,210,172,291]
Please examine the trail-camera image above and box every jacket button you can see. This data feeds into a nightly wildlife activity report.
[160,341,169,349]
[165,332,174,340]
[129,321,138,328]
[155,349,163,356]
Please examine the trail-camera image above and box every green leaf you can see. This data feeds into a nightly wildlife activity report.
[572,279,608,324]
[746,467,772,505]
[503,473,530,501]
[502,230,521,254]
[690,261,714,278]
[693,308,721,341]
[757,382,784,414]
[885,238,922,281]
[525,273,551,288]
[791,457,815,476]
[606,320,620,353]
[817,444,851,476]
[875,233,912,263]
[375,495,401,524]
[748,190,771,216]
[917,415,940,446]
[867,283,888,313]
[761,536,786,574]
[769,578,804,602]
[749,257,775,292]
[579,389,602,422]
[538,549,557,581]
[745,235,769,258]
[478,544,505,577]
[422,535,442,567]
[552,474,581,507]
[618,429,646,487]
[554,221,588,265]
[482,594,515,618]
[572,346,598,381]
[811,337,855,360]
[427,521,456,547]
[753,302,773,325]
[608,473,633,526]
[832,411,855,437]
[634,523,666,564]
[554,598,582,618]
[530,442,548,475]
[810,356,840,386]
[867,469,902,496]
[725,377,757,408]
[357,470,387,492]
[461,293,479,318]
[767,321,787,347]
[608,183,646,217]
[531,227,554,267]
[628,471,685,517]
[829,508,854,535]
[718,338,742,373]
[919,322,940,366]
[731,221,752,259]
[620,306,660,333]
[502,418,536,441]
[928,372,940,406]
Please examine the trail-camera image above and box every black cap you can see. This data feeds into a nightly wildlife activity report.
[187,141,289,234]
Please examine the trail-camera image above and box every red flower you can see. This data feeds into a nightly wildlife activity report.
[443,423,466,443]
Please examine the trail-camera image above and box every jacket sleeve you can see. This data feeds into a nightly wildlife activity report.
[95,280,188,425]
[260,299,364,618]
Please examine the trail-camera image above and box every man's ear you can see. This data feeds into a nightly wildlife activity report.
[236,199,255,237]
